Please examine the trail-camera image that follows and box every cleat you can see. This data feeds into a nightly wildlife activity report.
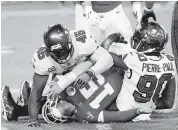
[17,81,31,106]
[1,85,17,121]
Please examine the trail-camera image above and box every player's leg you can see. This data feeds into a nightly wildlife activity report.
[2,85,21,121]
[17,81,31,106]
[104,5,133,41]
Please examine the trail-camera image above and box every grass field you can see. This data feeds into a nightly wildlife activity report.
[1,2,178,130]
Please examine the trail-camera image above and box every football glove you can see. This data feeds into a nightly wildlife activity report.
[86,10,101,27]
[28,119,40,127]
[108,33,127,44]
[73,70,94,89]
[141,8,156,27]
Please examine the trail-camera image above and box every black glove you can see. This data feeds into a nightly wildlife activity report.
[73,70,94,89]
[28,119,40,127]
[141,9,156,27]
[108,33,127,44]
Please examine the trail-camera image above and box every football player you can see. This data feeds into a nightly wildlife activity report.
[105,21,177,121]
[75,1,156,44]
[2,23,114,127]
[1,64,152,124]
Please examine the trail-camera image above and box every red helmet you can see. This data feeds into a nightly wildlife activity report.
[132,22,168,54]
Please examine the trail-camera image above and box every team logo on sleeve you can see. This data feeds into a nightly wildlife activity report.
[66,86,76,96]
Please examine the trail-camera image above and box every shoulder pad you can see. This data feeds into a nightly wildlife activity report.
[165,55,175,61]
[32,47,56,75]
[136,52,148,62]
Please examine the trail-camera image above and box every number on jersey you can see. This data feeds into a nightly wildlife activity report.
[74,30,87,43]
[133,73,172,103]
[37,47,49,60]
[79,74,114,109]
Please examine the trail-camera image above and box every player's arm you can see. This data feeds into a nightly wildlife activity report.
[98,108,152,123]
[131,1,142,30]
[47,61,93,98]
[28,72,49,127]
[109,52,128,70]
[101,33,127,50]
[155,77,176,109]
[141,1,156,26]
[88,46,113,76]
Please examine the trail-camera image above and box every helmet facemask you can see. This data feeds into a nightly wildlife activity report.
[48,36,74,64]
[42,98,76,124]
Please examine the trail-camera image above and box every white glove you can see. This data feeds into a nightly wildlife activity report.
[132,2,142,30]
[87,10,101,27]
[84,3,101,27]
[135,13,142,30]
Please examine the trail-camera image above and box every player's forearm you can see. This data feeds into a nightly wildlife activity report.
[28,73,48,120]
[55,61,93,92]
[156,78,176,109]
[90,46,113,75]
[99,109,139,123]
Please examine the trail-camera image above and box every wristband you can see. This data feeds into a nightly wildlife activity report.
[144,7,153,12]
[56,72,77,90]
[86,69,95,79]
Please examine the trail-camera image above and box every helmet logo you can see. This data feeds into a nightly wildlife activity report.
[66,86,76,96]
[51,44,62,51]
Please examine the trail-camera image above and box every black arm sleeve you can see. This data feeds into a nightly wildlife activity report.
[28,72,49,120]
[156,77,176,109]
[109,52,128,70]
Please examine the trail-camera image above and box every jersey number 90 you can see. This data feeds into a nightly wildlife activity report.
[133,73,172,103]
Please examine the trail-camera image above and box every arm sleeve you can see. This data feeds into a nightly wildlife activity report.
[156,77,176,109]
[89,46,113,75]
[54,61,93,92]
[98,109,139,123]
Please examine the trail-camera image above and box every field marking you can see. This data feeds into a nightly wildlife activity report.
[95,124,112,130]
[1,45,15,54]
[1,127,9,130]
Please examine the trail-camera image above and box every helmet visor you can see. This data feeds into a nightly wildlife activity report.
[49,43,73,64]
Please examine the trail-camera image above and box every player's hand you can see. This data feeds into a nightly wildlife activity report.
[47,81,61,101]
[108,33,127,44]
[74,72,91,89]
[141,9,156,27]
[87,10,101,27]
[136,107,153,115]
[28,119,40,127]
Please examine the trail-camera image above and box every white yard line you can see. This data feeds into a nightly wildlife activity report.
[95,124,112,130]
[1,45,15,54]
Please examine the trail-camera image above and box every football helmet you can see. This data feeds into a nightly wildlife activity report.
[42,98,75,124]
[43,24,74,64]
[132,22,168,54]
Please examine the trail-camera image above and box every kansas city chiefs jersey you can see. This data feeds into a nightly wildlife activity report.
[32,30,97,75]
[116,51,176,111]
[60,69,122,123]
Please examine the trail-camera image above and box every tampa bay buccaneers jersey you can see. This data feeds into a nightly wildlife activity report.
[116,51,176,111]
[60,68,123,123]
[32,30,97,75]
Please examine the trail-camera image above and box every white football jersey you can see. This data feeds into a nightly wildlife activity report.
[32,29,97,75]
[116,51,176,111]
